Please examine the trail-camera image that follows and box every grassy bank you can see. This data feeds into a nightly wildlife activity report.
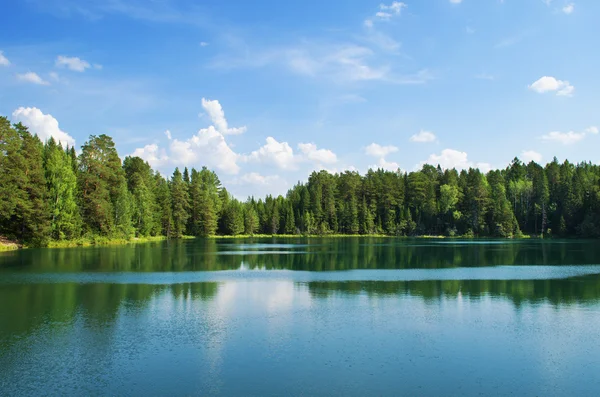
[0,236,21,251]
[46,235,194,248]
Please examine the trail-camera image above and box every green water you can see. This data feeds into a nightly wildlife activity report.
[1,238,600,396]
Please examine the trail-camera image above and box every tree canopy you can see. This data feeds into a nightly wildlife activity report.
[1,118,599,245]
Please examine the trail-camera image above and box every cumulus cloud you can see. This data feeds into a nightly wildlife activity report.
[131,144,170,168]
[419,148,492,172]
[243,138,337,170]
[521,150,543,164]
[169,126,240,174]
[298,142,338,164]
[409,130,437,143]
[132,100,242,174]
[201,98,247,135]
[585,126,598,134]
[12,107,76,147]
[0,51,10,66]
[529,76,574,97]
[16,72,50,85]
[55,55,92,72]
[364,143,399,157]
[245,137,297,170]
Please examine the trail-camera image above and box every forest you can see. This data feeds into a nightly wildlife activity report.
[1,116,600,246]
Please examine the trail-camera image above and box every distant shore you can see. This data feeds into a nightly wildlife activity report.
[0,233,543,251]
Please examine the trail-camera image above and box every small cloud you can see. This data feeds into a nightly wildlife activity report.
[541,131,584,145]
[200,42,209,47]
[521,150,543,163]
[365,1,407,25]
[49,72,60,81]
[450,0,463,4]
[165,130,172,140]
[562,3,574,14]
[410,130,437,143]
[298,142,338,164]
[0,51,10,66]
[529,76,574,97]
[585,126,598,134]
[364,143,399,157]
[16,72,50,85]
[93,63,103,70]
[55,55,92,72]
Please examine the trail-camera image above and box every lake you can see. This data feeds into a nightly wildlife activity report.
[1,238,600,396]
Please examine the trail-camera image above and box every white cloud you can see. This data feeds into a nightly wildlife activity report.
[16,72,50,85]
[562,3,574,14]
[243,138,337,170]
[585,126,599,135]
[540,126,597,145]
[369,157,402,172]
[11,107,75,147]
[245,137,297,170]
[409,130,437,143]
[0,51,10,66]
[541,131,586,145]
[200,41,209,47]
[298,142,338,164]
[132,99,243,174]
[419,148,492,172]
[521,150,543,163]
[131,144,170,168]
[529,76,574,97]
[169,126,240,174]
[201,98,247,135]
[365,2,406,27]
[364,143,398,157]
[450,0,463,4]
[55,55,92,72]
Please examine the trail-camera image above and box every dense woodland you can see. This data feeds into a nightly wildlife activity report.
[1,117,600,245]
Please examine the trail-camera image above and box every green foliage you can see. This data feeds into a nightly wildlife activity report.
[44,137,81,240]
[1,119,599,243]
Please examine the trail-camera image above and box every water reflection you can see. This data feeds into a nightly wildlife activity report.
[2,238,600,273]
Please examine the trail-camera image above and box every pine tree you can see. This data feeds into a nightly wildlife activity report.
[170,168,190,237]
[44,137,81,240]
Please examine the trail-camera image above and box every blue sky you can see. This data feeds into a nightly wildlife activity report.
[1,0,599,198]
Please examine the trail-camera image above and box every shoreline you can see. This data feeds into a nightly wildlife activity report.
[1,233,543,251]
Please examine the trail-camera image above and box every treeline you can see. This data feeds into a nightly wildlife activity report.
[1,117,600,245]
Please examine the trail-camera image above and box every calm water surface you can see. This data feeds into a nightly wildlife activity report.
[1,238,600,396]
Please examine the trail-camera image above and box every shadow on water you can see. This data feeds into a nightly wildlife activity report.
[1,237,600,272]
